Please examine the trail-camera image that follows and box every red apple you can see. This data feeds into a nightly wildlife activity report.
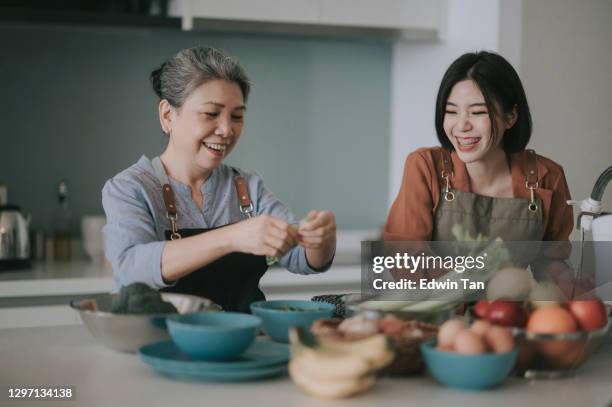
[486,300,527,327]
[473,300,490,319]
[566,299,609,331]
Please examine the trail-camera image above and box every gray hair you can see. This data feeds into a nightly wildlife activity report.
[150,46,252,107]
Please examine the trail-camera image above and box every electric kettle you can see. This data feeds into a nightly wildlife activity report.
[0,185,31,270]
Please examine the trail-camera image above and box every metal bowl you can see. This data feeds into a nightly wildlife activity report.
[511,319,611,379]
[70,293,220,353]
[343,293,457,325]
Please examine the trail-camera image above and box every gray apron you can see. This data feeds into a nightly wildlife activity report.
[433,149,544,242]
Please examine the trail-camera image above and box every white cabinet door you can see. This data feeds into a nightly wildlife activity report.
[169,0,319,25]
[319,0,444,30]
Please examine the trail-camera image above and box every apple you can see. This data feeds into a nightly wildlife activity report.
[566,299,609,331]
[485,300,527,327]
[473,300,490,319]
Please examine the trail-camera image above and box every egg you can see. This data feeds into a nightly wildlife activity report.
[484,326,514,353]
[437,319,465,348]
[454,330,486,354]
[470,320,491,337]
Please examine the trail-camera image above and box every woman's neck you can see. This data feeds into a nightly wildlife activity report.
[465,147,511,190]
[159,149,211,191]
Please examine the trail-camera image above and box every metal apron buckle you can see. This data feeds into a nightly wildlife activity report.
[525,180,539,212]
[442,170,455,202]
[167,212,182,240]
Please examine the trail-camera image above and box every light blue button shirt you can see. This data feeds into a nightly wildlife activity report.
[102,156,331,290]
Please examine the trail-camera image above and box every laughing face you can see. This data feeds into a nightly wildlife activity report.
[164,79,245,174]
[443,80,515,163]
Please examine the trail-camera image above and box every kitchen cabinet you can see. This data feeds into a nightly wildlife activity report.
[319,0,443,31]
[168,0,444,39]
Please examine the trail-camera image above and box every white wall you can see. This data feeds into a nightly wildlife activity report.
[389,0,611,240]
[520,0,612,232]
[389,0,508,204]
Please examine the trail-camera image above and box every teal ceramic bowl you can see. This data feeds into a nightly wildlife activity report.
[167,312,261,361]
[420,340,518,390]
[250,300,335,343]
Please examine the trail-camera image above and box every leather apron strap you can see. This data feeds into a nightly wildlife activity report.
[151,157,255,236]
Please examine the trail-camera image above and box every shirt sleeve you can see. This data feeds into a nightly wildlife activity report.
[543,168,574,241]
[102,176,173,289]
[384,151,436,241]
[250,172,332,274]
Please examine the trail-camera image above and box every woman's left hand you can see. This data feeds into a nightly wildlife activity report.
[298,210,336,249]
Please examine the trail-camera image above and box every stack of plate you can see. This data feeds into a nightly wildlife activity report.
[139,339,289,381]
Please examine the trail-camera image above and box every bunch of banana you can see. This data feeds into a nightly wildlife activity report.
[288,327,394,399]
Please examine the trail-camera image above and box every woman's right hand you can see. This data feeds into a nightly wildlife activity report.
[229,215,298,258]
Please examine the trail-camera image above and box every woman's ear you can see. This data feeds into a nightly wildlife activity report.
[506,105,518,129]
[158,99,174,135]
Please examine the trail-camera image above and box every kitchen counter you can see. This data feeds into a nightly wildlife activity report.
[0,260,361,328]
[2,324,611,407]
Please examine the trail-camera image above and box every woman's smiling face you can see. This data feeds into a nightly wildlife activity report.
[443,79,514,163]
[165,79,246,173]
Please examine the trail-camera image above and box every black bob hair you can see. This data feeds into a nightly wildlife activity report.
[435,51,532,153]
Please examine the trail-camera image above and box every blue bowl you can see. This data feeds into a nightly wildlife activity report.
[167,312,261,361]
[420,340,518,390]
[250,300,335,343]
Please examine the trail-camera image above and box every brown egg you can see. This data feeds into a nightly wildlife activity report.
[438,319,466,348]
[484,326,514,353]
[454,330,487,354]
[470,320,492,337]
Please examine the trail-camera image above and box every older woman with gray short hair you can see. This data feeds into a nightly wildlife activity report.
[102,46,336,312]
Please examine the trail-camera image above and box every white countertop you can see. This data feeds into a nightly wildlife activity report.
[2,324,612,407]
[0,260,361,299]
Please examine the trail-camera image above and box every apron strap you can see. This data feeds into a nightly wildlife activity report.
[440,149,455,202]
[525,149,539,212]
[231,168,254,218]
[152,157,181,240]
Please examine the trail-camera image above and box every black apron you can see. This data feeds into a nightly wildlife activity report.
[151,157,268,313]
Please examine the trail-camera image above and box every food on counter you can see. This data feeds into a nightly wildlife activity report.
[288,327,393,399]
[566,300,609,331]
[486,300,528,327]
[311,314,437,375]
[436,318,515,355]
[274,305,329,312]
[110,283,178,314]
[454,330,487,354]
[437,318,465,348]
[529,281,564,309]
[473,300,490,319]
[470,319,491,336]
[526,306,577,334]
[485,326,514,354]
[486,266,532,301]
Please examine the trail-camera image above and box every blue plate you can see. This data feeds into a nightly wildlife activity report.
[151,363,287,382]
[139,339,289,379]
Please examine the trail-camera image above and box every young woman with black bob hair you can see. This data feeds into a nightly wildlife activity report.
[384,51,573,243]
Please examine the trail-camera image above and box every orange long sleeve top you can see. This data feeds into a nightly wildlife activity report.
[384,147,574,242]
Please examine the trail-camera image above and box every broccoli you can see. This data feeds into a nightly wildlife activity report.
[111,282,178,314]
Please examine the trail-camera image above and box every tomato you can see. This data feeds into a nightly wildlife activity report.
[566,299,609,331]
[485,300,527,327]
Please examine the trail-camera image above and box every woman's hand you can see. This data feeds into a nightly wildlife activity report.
[298,210,337,269]
[230,215,299,258]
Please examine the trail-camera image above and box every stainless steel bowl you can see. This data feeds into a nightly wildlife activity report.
[343,294,457,325]
[70,293,220,353]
